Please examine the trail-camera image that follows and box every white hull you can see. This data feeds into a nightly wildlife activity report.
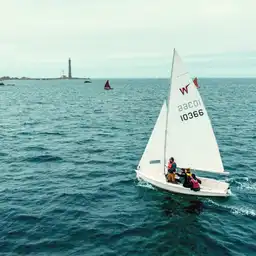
[135,170,231,197]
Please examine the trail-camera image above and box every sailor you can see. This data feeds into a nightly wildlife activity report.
[185,168,193,187]
[176,168,192,188]
[167,157,177,183]
[190,173,201,191]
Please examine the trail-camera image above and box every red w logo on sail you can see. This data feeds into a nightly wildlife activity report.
[179,84,189,95]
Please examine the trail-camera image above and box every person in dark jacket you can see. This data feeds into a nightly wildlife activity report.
[176,168,192,188]
[176,168,185,184]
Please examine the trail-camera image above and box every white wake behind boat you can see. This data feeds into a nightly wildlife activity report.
[136,49,231,197]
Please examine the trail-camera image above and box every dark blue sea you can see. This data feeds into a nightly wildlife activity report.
[0,78,255,256]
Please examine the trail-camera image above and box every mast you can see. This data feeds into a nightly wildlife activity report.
[163,48,175,174]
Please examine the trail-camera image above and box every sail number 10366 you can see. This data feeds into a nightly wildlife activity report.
[180,109,204,121]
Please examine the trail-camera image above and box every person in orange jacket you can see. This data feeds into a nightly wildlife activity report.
[166,157,177,183]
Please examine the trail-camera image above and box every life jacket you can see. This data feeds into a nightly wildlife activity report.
[186,170,192,178]
[190,178,200,189]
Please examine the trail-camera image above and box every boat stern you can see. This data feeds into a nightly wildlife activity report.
[225,185,232,197]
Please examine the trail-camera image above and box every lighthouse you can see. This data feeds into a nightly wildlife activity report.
[68,58,72,79]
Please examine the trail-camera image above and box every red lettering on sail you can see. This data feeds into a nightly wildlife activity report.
[179,84,189,95]
[193,77,199,88]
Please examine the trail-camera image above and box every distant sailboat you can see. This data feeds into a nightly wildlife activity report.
[104,80,113,90]
[84,78,92,83]
[0,82,15,86]
[0,81,15,86]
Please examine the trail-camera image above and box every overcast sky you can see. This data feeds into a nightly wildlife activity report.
[0,0,255,78]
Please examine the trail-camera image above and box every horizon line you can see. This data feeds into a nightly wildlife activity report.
[1,76,256,80]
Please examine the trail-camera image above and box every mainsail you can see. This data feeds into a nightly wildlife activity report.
[164,49,224,173]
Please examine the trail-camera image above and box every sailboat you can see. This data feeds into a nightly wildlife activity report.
[84,78,92,83]
[135,49,230,197]
[104,80,113,90]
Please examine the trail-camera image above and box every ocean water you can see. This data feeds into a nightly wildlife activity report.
[0,78,255,256]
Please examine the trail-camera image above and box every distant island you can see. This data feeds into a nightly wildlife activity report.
[0,58,92,81]
[0,76,89,81]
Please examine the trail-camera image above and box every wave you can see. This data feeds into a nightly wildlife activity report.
[23,121,41,126]
[86,148,105,154]
[18,131,33,135]
[227,176,256,192]
[110,126,121,130]
[24,146,47,151]
[24,155,63,163]
[96,133,116,138]
[84,159,125,167]
[15,214,41,223]
[207,199,256,217]
[136,178,255,217]
[30,101,48,105]
[136,179,157,190]
[85,159,111,165]
[75,138,95,144]
[38,131,65,136]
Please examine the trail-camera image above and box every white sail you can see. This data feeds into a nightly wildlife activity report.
[165,49,224,173]
[138,101,167,177]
